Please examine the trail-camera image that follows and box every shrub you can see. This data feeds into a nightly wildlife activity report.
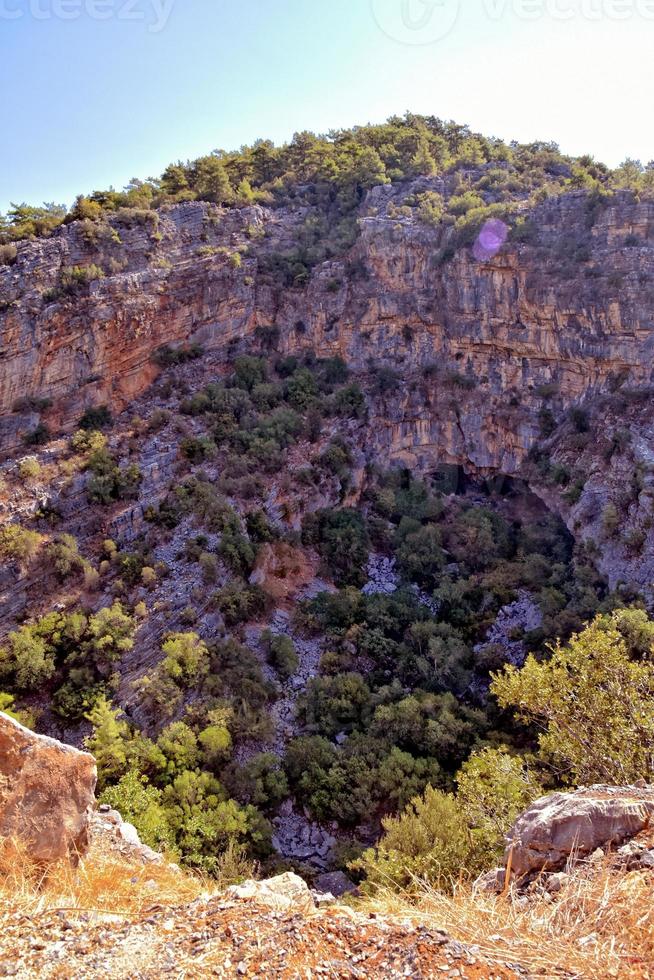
[46,533,87,581]
[455,747,542,860]
[152,344,204,367]
[302,508,370,587]
[100,770,175,853]
[23,423,51,447]
[492,609,654,784]
[232,356,267,392]
[448,191,485,217]
[17,457,41,481]
[286,368,318,410]
[161,633,210,686]
[262,630,299,680]
[79,405,112,430]
[227,753,289,809]
[60,264,105,294]
[0,244,17,266]
[0,626,56,691]
[352,786,476,892]
[214,581,267,626]
[0,525,42,564]
[569,406,590,433]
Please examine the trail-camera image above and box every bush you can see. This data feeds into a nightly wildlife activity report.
[161,633,210,686]
[79,405,112,430]
[153,344,204,367]
[492,609,654,784]
[23,423,51,447]
[352,786,477,892]
[60,264,105,294]
[302,508,370,587]
[0,525,42,564]
[46,533,87,581]
[214,581,267,627]
[100,770,176,853]
[0,243,17,266]
[17,457,41,481]
[262,630,299,680]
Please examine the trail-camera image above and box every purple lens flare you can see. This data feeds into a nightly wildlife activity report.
[473,219,509,261]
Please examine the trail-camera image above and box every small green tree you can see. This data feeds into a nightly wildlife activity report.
[491,610,654,784]
[161,632,209,685]
[0,525,42,564]
[351,785,476,892]
[85,696,131,790]
[0,626,55,691]
[100,770,175,853]
[456,747,542,860]
[262,630,299,680]
[86,602,135,672]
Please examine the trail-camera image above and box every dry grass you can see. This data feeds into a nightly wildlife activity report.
[360,859,654,979]
[0,835,210,922]
[1,835,652,978]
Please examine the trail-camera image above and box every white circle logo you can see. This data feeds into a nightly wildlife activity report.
[371,0,461,45]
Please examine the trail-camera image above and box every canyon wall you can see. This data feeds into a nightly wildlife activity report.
[1,181,653,477]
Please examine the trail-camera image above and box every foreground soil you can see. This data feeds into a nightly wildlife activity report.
[0,896,525,979]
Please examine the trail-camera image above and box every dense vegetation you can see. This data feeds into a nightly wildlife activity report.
[2,114,653,284]
[1,346,651,887]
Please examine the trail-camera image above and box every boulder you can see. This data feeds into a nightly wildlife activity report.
[227,872,315,913]
[506,785,654,877]
[0,712,96,865]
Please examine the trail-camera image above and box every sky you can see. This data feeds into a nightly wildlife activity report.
[1,0,653,212]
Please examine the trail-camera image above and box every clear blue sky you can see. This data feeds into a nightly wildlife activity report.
[1,0,652,212]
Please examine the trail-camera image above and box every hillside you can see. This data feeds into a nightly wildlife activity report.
[1,115,654,913]
[2,774,654,979]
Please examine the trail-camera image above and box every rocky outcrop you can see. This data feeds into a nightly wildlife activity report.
[0,712,96,865]
[227,872,316,913]
[92,803,166,866]
[506,784,654,877]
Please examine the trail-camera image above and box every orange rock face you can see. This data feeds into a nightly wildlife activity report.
[0,712,97,865]
[1,186,652,477]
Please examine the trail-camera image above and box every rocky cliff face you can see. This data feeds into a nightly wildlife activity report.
[2,183,652,467]
[2,181,653,593]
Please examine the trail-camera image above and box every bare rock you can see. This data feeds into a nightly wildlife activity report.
[227,872,315,912]
[506,785,654,877]
[0,712,96,865]
[474,867,507,894]
[313,871,358,898]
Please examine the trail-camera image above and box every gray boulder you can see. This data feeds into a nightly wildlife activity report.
[506,785,654,877]
[227,872,315,912]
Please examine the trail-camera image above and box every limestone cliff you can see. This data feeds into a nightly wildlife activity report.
[2,183,652,468]
[1,180,653,592]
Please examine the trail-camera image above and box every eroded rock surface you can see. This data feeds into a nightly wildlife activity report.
[0,711,96,865]
[227,871,315,913]
[506,784,654,877]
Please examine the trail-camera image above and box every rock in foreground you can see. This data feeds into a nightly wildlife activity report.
[506,784,654,877]
[227,872,315,913]
[0,712,96,865]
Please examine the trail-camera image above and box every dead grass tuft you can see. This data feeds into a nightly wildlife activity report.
[0,835,209,921]
[360,858,654,978]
